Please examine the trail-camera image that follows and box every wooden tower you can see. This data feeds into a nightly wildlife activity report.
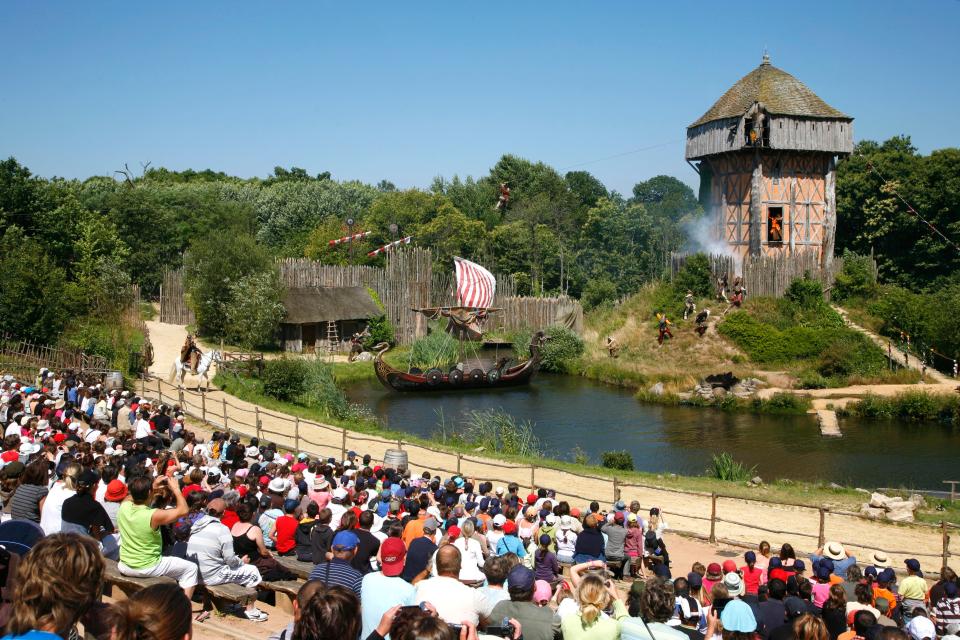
[685,54,853,268]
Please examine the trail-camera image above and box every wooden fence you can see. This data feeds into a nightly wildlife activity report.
[138,373,955,568]
[159,270,195,325]
[669,251,874,299]
[0,335,108,380]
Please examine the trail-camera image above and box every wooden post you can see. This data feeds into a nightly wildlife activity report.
[530,465,535,493]
[613,477,621,503]
[140,375,145,396]
[818,507,827,548]
[710,493,717,544]
[397,438,403,450]
[178,387,184,408]
[201,389,206,423]
[157,378,162,403]
[341,428,347,460]
[456,453,462,475]
[294,417,300,453]
[222,398,228,430]
[942,520,950,568]
[255,406,261,440]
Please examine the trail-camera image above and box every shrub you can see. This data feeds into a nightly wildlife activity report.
[581,278,618,310]
[600,450,634,471]
[749,392,811,414]
[833,252,878,301]
[708,452,757,482]
[784,275,825,308]
[845,391,960,425]
[457,409,542,457]
[261,359,308,401]
[540,325,586,373]
[673,253,713,298]
[362,314,395,350]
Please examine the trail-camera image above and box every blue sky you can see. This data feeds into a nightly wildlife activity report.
[2,1,958,194]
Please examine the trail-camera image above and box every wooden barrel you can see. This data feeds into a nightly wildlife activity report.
[383,448,408,472]
[103,371,124,391]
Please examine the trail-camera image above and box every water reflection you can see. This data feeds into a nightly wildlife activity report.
[344,374,958,489]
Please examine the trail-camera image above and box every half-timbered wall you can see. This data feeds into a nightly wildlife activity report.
[705,151,831,260]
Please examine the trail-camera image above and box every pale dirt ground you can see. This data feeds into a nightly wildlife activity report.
[144,320,956,588]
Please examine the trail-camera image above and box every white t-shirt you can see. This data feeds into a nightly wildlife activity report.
[134,419,152,440]
[415,575,493,626]
[555,528,578,556]
[453,537,486,581]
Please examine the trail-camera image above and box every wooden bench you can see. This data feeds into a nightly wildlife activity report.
[102,559,257,611]
[276,556,314,581]
[259,580,302,614]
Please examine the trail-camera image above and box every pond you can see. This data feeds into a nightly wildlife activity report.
[343,374,960,490]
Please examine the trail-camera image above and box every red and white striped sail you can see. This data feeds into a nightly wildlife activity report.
[454,257,496,309]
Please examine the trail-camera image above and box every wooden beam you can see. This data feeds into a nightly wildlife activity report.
[749,149,763,256]
[822,156,837,270]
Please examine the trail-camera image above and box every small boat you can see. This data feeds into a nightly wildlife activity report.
[373,257,545,393]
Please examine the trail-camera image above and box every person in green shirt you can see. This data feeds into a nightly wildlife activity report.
[117,474,198,598]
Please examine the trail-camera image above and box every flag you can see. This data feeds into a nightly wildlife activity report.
[454,257,496,308]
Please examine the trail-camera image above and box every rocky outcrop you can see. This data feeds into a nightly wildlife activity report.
[863,492,926,523]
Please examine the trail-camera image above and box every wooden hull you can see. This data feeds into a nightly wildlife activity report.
[374,351,542,393]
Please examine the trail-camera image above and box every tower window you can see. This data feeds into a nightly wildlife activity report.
[767,207,784,245]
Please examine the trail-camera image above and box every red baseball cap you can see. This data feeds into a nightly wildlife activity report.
[503,520,517,534]
[53,433,67,444]
[1,450,19,463]
[259,475,270,486]
[380,538,407,577]
[722,559,738,574]
[447,526,461,540]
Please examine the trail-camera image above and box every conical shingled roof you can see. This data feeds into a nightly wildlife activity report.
[690,56,849,128]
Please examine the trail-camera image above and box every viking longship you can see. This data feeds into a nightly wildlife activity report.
[374,257,545,392]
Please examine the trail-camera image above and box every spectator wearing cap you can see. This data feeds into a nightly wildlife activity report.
[401,526,438,584]
[555,515,578,565]
[487,513,507,550]
[497,519,528,558]
[711,599,758,640]
[872,568,898,617]
[269,499,299,556]
[934,582,960,636]
[102,478,128,527]
[187,498,267,621]
[308,529,363,597]
[360,536,416,638]
[491,565,557,640]
[907,612,937,640]
[62,469,118,559]
[811,542,857,578]
[900,559,928,624]
[415,544,494,626]
[741,551,764,596]
[601,511,628,580]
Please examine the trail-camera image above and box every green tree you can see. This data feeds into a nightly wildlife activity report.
[224,270,285,349]
[565,171,608,209]
[183,230,275,338]
[0,229,69,343]
[630,175,701,221]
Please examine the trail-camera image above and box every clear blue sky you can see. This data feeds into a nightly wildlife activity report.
[2,1,958,194]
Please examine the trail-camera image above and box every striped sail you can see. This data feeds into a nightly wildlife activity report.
[454,257,496,309]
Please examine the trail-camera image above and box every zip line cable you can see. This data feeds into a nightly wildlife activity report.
[559,139,685,171]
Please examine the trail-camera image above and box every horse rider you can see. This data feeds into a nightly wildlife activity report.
[180,334,202,372]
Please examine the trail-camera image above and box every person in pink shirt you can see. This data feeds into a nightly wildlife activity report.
[740,550,764,595]
[308,476,332,510]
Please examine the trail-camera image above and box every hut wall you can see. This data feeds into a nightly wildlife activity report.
[281,324,303,353]
[686,117,744,159]
[767,116,853,154]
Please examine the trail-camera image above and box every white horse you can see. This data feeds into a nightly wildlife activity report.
[169,350,221,391]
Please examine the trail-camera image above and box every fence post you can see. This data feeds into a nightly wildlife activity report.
[157,378,162,403]
[710,493,717,544]
[341,428,347,460]
[456,453,462,475]
[530,465,535,493]
[255,406,262,440]
[178,387,184,408]
[943,520,950,568]
[613,477,621,503]
[140,375,145,396]
[201,389,206,423]
[397,438,403,450]
[222,398,228,431]
[294,417,300,453]
[818,507,827,548]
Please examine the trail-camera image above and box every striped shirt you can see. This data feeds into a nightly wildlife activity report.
[9,484,48,522]
[308,558,362,598]
[934,597,960,635]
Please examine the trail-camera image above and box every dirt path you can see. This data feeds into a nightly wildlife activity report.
[144,321,953,569]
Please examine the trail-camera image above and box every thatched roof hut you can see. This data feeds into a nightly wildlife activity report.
[280,286,381,353]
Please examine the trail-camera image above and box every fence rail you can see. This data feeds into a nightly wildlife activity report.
[137,374,954,568]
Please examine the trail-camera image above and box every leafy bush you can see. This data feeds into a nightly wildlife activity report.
[410,324,458,370]
[845,391,959,425]
[261,359,308,401]
[784,275,825,308]
[363,314,395,350]
[708,452,757,482]
[581,278,618,310]
[540,325,586,373]
[673,253,713,298]
[833,253,878,301]
[718,311,834,363]
[749,392,811,414]
[600,450,634,471]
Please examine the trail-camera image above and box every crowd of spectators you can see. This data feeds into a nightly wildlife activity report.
[0,370,957,640]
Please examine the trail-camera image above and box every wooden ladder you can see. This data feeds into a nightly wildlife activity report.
[326,321,338,355]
